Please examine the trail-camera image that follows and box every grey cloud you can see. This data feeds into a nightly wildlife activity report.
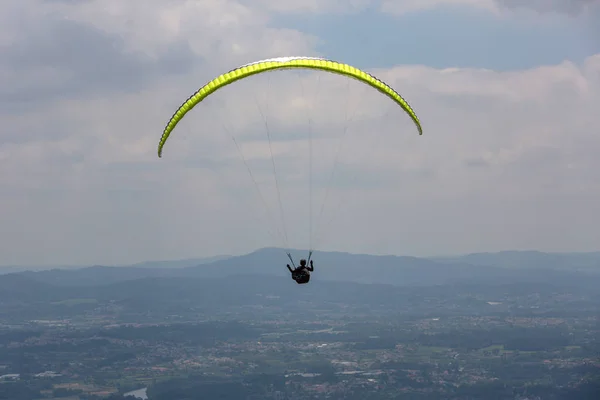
[0,120,72,145]
[464,158,490,168]
[1,15,198,112]
[508,146,564,169]
[494,0,599,15]
[42,0,93,3]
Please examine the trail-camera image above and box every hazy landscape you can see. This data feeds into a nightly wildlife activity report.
[0,248,599,399]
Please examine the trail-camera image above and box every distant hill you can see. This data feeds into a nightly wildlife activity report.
[0,255,232,275]
[128,255,232,269]
[7,247,600,288]
[16,266,175,287]
[0,273,63,301]
[1,247,600,321]
[431,251,600,272]
[0,264,81,275]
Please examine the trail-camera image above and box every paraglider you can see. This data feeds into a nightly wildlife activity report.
[157,56,424,284]
[287,258,314,284]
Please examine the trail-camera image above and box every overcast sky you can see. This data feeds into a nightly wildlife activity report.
[1,0,599,266]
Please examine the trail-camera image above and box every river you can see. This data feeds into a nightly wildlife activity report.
[124,387,148,399]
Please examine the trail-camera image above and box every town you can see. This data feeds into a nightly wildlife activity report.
[0,265,598,399]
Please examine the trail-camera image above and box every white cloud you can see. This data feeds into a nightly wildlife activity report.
[493,0,600,15]
[380,0,498,15]
[379,0,600,16]
[250,0,373,14]
[1,1,599,265]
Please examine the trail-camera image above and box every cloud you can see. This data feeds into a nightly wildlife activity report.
[0,18,196,112]
[380,0,498,15]
[1,0,599,265]
[249,0,374,14]
[493,0,600,15]
[0,0,317,113]
[378,0,600,16]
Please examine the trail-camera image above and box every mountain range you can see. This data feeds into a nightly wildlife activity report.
[1,248,599,321]
[2,247,599,289]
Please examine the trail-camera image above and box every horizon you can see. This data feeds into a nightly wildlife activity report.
[3,246,600,269]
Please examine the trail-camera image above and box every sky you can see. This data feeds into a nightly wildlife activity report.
[1,0,600,266]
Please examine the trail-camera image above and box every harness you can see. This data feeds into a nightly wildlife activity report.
[287,251,312,284]
[293,269,310,284]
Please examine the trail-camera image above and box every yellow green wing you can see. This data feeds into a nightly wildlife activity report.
[158,56,422,157]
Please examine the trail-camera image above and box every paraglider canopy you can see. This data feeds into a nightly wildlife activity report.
[158,56,422,158]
